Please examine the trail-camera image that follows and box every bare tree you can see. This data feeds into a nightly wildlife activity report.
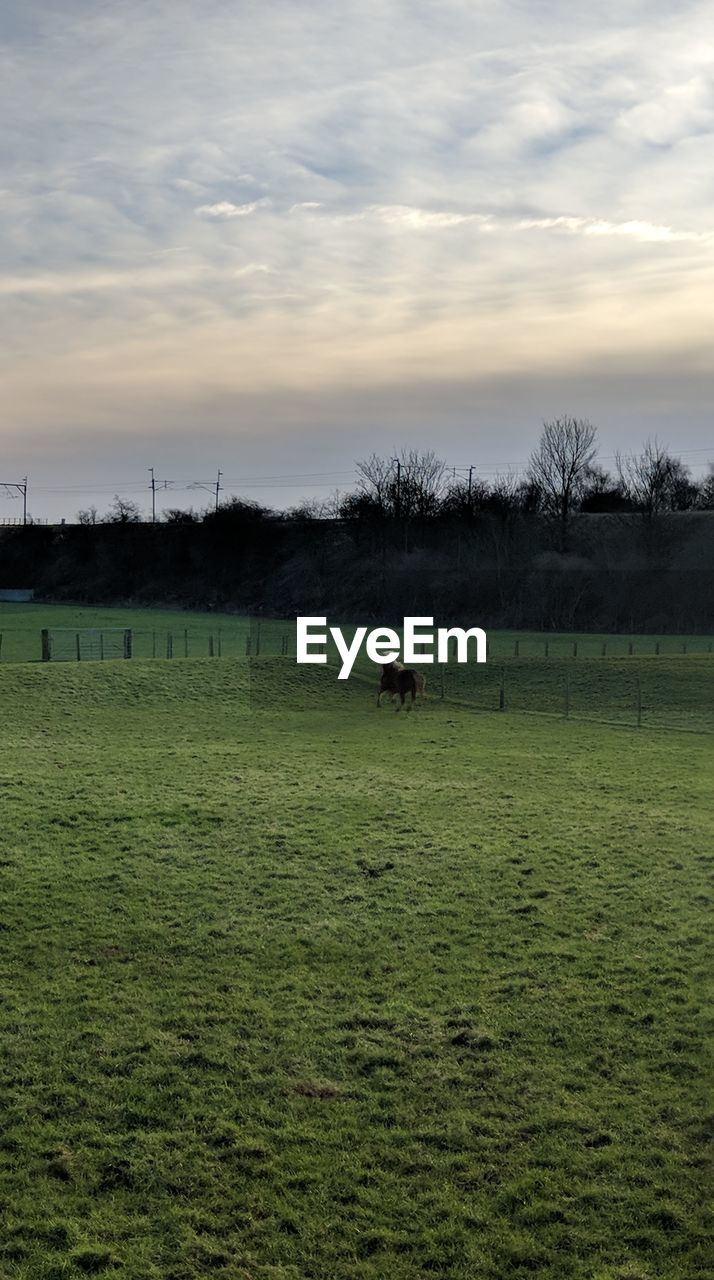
[527,416,597,548]
[284,496,339,520]
[488,470,524,515]
[105,495,142,523]
[696,465,714,510]
[355,448,446,519]
[354,453,395,516]
[440,474,490,518]
[579,464,629,512]
[396,449,446,519]
[616,439,693,515]
[163,507,199,524]
[77,505,98,525]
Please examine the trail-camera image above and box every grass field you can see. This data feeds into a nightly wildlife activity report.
[1,603,712,735]
[0,602,712,665]
[1,642,712,1279]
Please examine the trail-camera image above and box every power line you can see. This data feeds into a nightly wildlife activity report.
[5,444,711,518]
[0,478,28,525]
[148,468,174,523]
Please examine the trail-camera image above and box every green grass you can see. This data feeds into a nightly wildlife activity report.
[437,656,714,733]
[2,601,712,732]
[0,656,711,1279]
[0,602,712,665]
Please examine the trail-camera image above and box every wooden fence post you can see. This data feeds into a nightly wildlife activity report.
[209,634,214,657]
[184,628,189,657]
[636,674,642,728]
[166,633,173,659]
[564,675,569,719]
[76,633,81,661]
[41,629,50,662]
[499,666,505,711]
[123,629,132,659]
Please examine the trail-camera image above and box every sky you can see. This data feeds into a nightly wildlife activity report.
[1,0,712,522]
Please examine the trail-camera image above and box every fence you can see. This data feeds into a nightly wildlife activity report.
[0,621,711,733]
[427,657,714,735]
[0,620,713,666]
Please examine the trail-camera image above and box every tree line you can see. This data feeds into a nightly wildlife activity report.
[2,419,711,633]
[78,421,712,544]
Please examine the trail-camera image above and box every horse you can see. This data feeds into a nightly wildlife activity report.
[377,660,426,711]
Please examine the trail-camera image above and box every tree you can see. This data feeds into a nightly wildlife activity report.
[105,496,142,523]
[616,439,693,515]
[440,474,491,519]
[527,416,597,548]
[163,507,199,524]
[398,449,447,520]
[486,471,525,516]
[354,453,394,517]
[579,465,630,513]
[354,449,446,520]
[338,490,385,521]
[77,505,98,525]
[203,497,271,524]
[695,466,714,510]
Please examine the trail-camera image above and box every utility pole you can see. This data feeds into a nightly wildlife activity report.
[1,478,28,526]
[467,465,474,509]
[188,470,223,514]
[148,469,173,523]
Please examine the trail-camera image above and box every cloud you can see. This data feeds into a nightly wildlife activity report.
[363,205,489,229]
[616,74,714,146]
[1,0,713,516]
[233,263,272,277]
[194,200,267,219]
[515,216,714,244]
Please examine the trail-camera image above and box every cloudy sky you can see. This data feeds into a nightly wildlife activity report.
[1,0,712,520]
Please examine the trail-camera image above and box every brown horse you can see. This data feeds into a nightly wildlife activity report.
[377,661,426,711]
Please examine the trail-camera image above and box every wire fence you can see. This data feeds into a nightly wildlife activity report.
[430,657,713,735]
[0,622,711,734]
[0,620,713,665]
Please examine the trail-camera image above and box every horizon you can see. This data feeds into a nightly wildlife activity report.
[2,0,713,522]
